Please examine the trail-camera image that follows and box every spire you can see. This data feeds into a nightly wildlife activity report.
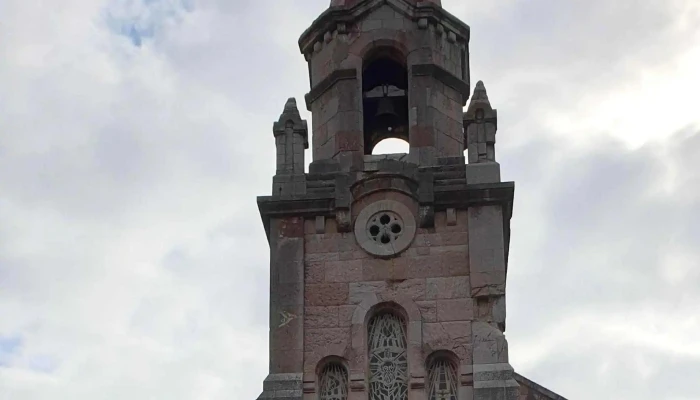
[330,0,441,7]
[466,81,492,112]
[283,97,298,113]
[274,97,307,143]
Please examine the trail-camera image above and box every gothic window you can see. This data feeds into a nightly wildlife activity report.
[427,359,459,400]
[319,363,348,400]
[368,313,408,400]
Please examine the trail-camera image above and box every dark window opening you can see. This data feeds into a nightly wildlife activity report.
[362,49,409,155]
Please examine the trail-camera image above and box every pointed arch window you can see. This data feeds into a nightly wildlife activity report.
[427,358,459,400]
[319,363,348,400]
[368,312,408,400]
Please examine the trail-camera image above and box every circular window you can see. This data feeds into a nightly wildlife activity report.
[355,200,416,258]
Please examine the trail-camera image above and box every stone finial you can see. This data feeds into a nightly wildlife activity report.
[464,81,497,163]
[330,0,441,7]
[274,98,308,142]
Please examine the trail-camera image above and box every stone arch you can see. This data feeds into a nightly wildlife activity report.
[357,37,409,65]
[359,39,410,155]
[350,295,423,376]
[425,350,460,400]
[316,356,350,400]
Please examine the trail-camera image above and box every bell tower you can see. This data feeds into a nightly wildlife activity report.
[256,1,566,400]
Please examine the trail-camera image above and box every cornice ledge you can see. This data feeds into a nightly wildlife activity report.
[412,64,470,105]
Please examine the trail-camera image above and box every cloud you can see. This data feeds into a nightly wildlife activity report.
[0,0,698,399]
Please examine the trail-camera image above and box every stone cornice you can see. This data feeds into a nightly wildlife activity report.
[304,68,358,111]
[257,181,514,267]
[412,63,470,105]
[298,0,470,55]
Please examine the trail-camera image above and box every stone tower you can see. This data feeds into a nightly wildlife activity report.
[256,1,566,399]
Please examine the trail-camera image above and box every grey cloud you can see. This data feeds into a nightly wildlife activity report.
[0,0,699,399]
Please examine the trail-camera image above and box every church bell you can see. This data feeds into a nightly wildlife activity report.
[375,95,399,131]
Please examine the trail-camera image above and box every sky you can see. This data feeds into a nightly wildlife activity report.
[0,0,699,399]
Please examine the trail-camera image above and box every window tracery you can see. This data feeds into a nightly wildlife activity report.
[368,313,408,400]
[427,359,458,400]
[319,363,348,400]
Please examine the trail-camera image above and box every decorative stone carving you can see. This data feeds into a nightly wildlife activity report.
[354,200,417,258]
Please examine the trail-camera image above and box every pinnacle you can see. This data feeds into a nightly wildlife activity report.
[284,97,298,112]
[471,81,490,103]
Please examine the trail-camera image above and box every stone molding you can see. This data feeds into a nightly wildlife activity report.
[303,68,358,111]
[412,63,470,105]
[298,0,470,55]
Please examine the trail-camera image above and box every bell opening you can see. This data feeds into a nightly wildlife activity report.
[362,50,409,155]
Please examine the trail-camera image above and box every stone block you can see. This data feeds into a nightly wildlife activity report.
[473,363,514,382]
[325,260,363,282]
[278,218,305,238]
[437,298,474,322]
[262,373,303,392]
[472,322,510,364]
[304,261,325,284]
[407,255,444,278]
[381,278,427,301]
[426,276,470,299]
[349,281,385,305]
[471,271,506,298]
[466,162,501,184]
[423,321,472,363]
[305,306,339,328]
[413,233,442,248]
[416,300,437,322]
[305,327,350,353]
[305,283,349,306]
[306,234,340,254]
[270,349,303,374]
[277,282,304,306]
[339,305,356,327]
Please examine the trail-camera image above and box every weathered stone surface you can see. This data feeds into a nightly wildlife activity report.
[305,283,349,306]
[304,262,325,284]
[305,327,350,353]
[325,260,363,282]
[423,321,472,363]
[426,276,470,299]
[305,306,339,328]
[437,298,474,322]
[472,322,509,364]
[349,281,385,305]
[416,300,437,322]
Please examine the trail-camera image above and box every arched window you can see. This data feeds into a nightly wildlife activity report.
[427,358,459,400]
[368,312,408,400]
[318,363,348,400]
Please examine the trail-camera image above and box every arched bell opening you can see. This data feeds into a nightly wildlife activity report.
[362,48,409,155]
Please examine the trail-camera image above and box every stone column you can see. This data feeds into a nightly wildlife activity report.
[258,217,306,400]
[468,205,519,400]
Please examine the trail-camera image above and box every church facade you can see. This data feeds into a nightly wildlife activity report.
[255,1,567,399]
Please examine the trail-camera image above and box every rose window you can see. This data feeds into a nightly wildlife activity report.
[367,211,404,246]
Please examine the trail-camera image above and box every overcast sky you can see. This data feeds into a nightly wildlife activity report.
[1,0,699,399]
